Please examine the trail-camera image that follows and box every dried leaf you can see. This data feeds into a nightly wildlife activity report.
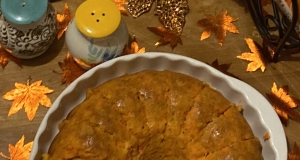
[58,53,86,85]
[123,36,146,55]
[261,0,272,6]
[263,133,270,141]
[196,11,239,45]
[0,45,22,69]
[147,26,182,49]
[208,59,239,79]
[285,0,293,8]
[57,3,73,40]
[2,79,53,121]
[289,143,300,160]
[112,0,128,16]
[0,135,33,160]
[260,0,273,16]
[237,38,267,72]
[266,82,300,125]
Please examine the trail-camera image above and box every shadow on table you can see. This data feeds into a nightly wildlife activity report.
[276,50,300,62]
[232,0,247,8]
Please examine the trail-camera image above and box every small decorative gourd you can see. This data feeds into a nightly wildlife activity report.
[0,0,57,59]
[65,0,129,69]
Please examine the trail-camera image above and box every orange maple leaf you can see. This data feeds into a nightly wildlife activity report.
[237,38,267,72]
[112,0,128,16]
[56,3,73,40]
[58,53,87,85]
[208,59,239,79]
[196,11,239,45]
[123,36,146,55]
[2,79,53,121]
[266,82,300,125]
[147,26,182,49]
[289,143,300,160]
[0,135,33,160]
[0,45,22,69]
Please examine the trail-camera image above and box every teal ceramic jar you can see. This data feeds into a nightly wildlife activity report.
[0,0,57,59]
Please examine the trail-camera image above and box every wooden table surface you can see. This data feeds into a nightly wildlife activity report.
[0,0,299,159]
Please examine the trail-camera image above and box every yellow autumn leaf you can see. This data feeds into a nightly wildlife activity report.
[2,79,53,121]
[266,82,300,125]
[56,3,73,40]
[0,135,33,160]
[0,45,22,69]
[237,38,267,72]
[123,36,146,54]
[196,11,239,45]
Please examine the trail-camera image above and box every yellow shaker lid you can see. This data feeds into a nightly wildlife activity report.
[75,0,121,38]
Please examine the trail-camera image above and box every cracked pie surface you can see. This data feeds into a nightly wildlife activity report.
[44,70,263,160]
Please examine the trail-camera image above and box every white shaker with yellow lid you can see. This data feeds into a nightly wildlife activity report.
[65,0,129,69]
